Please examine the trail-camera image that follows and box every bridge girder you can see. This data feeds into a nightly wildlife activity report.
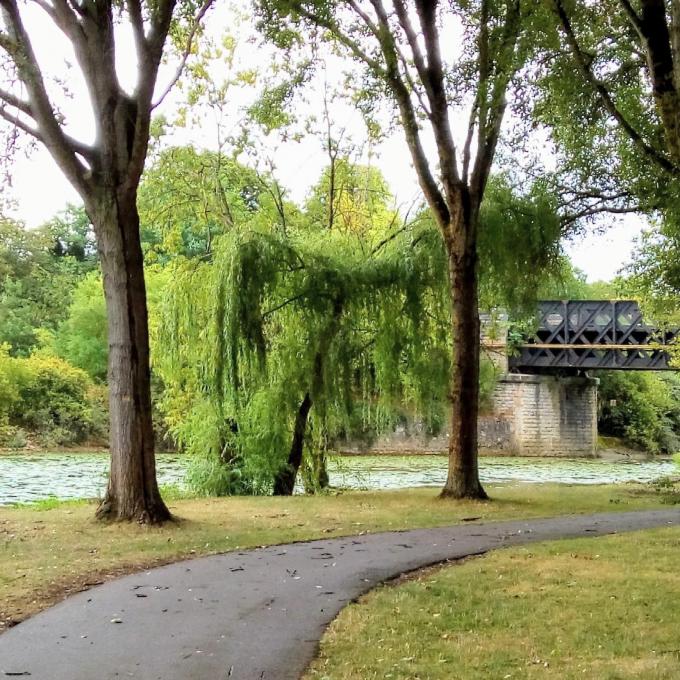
[508,300,677,373]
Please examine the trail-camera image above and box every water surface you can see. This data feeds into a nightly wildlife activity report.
[0,452,676,505]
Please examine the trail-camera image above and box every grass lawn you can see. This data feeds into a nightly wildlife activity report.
[307,526,680,680]
[0,482,674,634]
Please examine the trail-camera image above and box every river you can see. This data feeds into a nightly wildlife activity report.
[0,452,677,505]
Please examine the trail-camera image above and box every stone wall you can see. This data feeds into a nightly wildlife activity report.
[340,373,599,458]
[481,373,599,457]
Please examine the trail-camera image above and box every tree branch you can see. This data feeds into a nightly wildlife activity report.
[471,0,521,197]
[374,40,449,223]
[65,0,85,18]
[298,3,387,75]
[146,0,175,55]
[560,203,643,227]
[355,0,452,224]
[127,0,148,63]
[346,0,382,39]
[394,44,431,117]
[413,0,460,190]
[392,0,428,84]
[0,97,96,161]
[638,0,680,162]
[152,0,214,109]
[31,0,88,65]
[126,0,178,188]
[0,86,31,114]
[617,0,645,39]
[0,104,41,141]
[555,188,634,208]
[370,205,416,257]
[369,1,430,117]
[671,0,680,92]
[0,29,18,53]
[0,0,90,192]
[552,0,678,174]
[474,0,491,186]
[462,92,479,183]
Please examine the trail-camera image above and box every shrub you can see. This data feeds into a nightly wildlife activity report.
[0,345,21,423]
[0,351,107,447]
[598,371,680,455]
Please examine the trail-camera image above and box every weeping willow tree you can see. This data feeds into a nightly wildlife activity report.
[158,220,452,494]
[156,167,565,496]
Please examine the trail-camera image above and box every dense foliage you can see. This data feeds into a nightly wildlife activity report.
[1,144,678,488]
[0,347,107,448]
[0,215,96,356]
[598,371,680,455]
[155,153,573,495]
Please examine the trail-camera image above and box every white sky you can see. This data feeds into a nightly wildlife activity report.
[2,3,642,283]
[563,215,643,282]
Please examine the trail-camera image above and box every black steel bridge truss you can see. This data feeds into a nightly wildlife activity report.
[509,300,677,373]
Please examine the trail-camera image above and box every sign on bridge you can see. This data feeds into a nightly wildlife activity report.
[509,300,678,373]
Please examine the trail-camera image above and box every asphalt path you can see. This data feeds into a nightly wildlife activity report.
[1,509,678,679]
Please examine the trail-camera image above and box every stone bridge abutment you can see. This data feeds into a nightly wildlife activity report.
[479,373,599,457]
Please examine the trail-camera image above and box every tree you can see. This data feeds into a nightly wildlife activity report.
[597,369,680,454]
[258,0,543,498]
[538,1,680,341]
[0,0,212,521]
[551,0,680,175]
[160,217,452,496]
[137,146,286,261]
[42,205,98,266]
[532,1,680,225]
[54,272,109,382]
[305,159,396,236]
[157,157,566,497]
[0,216,89,355]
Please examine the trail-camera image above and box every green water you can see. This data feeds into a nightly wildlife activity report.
[0,452,676,505]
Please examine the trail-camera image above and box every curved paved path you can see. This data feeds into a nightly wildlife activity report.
[1,509,678,679]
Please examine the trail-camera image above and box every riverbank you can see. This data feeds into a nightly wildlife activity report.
[0,434,655,459]
[0,445,109,455]
[1,483,677,633]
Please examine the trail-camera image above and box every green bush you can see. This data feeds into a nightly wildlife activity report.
[0,346,23,445]
[598,371,680,455]
[0,351,107,447]
[53,273,108,382]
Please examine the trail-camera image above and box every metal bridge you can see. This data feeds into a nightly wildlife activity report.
[509,300,677,373]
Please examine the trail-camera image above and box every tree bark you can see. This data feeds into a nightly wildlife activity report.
[92,190,171,522]
[639,0,680,162]
[313,446,330,489]
[300,442,330,493]
[273,392,312,496]
[441,210,488,500]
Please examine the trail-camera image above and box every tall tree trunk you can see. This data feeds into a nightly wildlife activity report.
[441,211,488,500]
[93,190,170,523]
[273,392,312,496]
